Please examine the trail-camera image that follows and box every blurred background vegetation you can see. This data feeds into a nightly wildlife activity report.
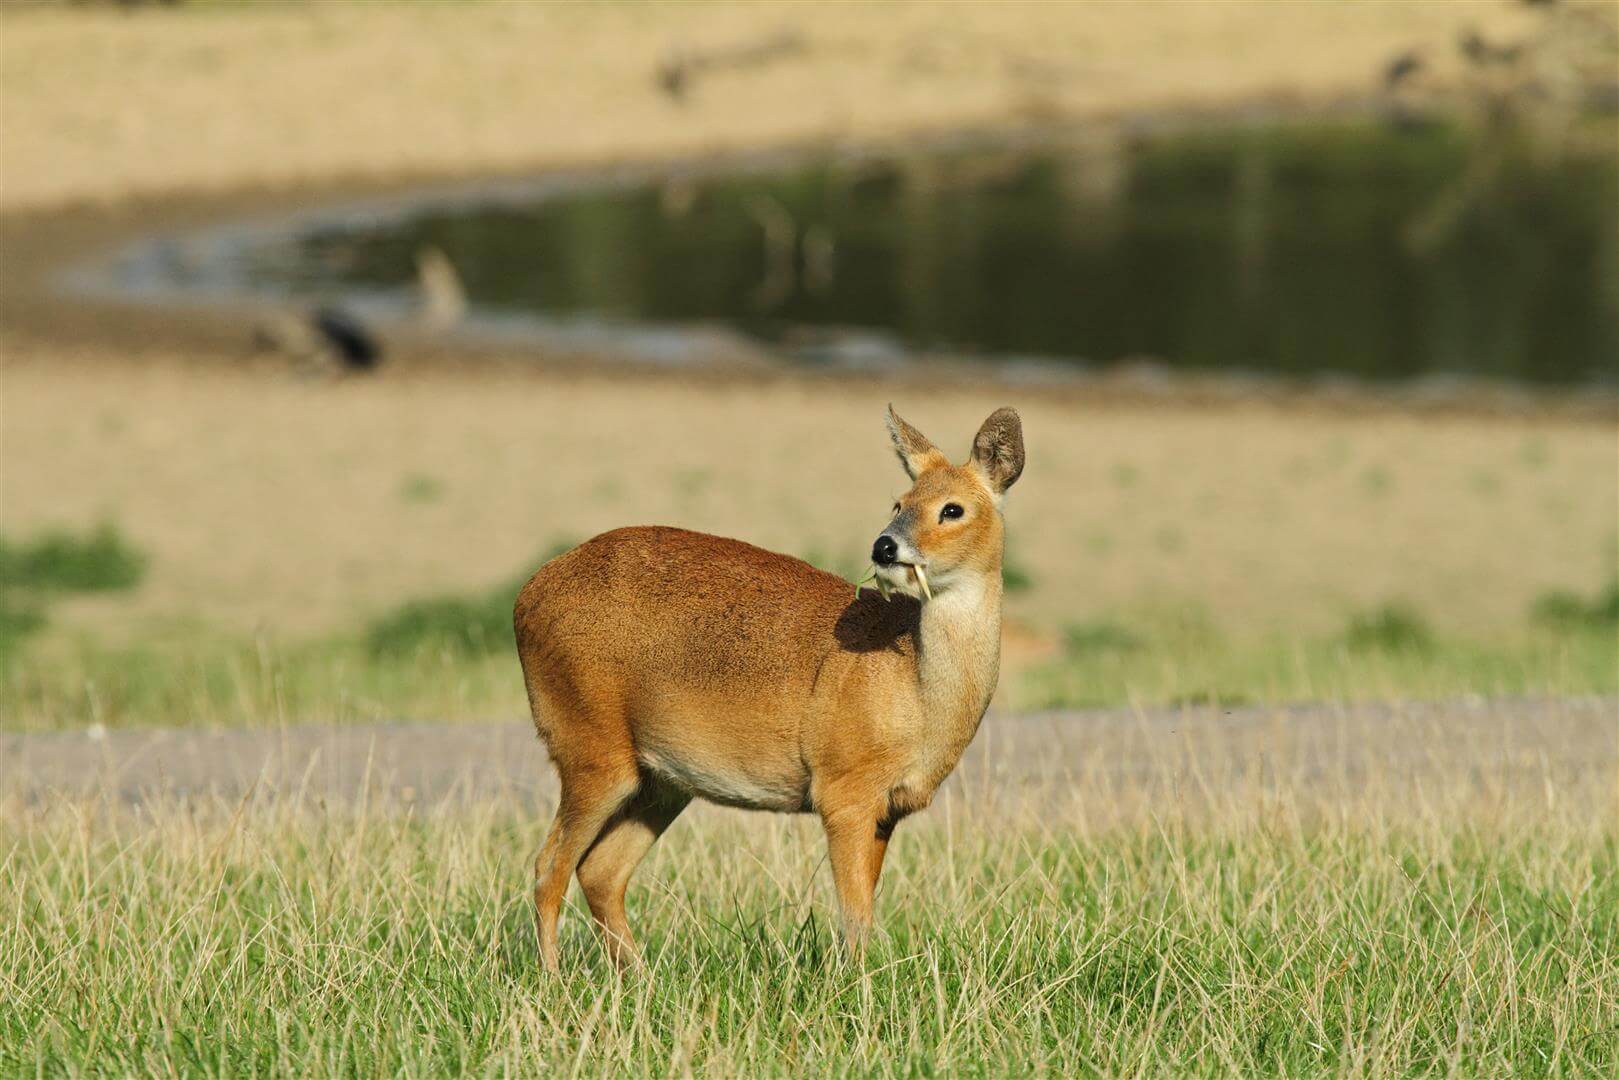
[1,0,1614,730]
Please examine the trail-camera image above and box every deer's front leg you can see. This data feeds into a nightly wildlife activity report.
[820,797,889,952]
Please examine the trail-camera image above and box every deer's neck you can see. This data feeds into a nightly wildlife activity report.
[911,567,1003,770]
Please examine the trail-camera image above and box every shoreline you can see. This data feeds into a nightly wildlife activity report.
[5,110,1616,424]
[3,0,1609,419]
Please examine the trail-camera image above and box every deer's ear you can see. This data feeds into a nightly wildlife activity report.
[885,405,948,480]
[969,407,1024,494]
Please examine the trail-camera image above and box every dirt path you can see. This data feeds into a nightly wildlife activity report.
[5,697,1611,814]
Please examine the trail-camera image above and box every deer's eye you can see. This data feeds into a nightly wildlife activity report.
[940,502,965,521]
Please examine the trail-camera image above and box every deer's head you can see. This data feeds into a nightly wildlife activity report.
[869,406,1024,602]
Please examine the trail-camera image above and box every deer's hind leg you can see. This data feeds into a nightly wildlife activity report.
[534,750,641,973]
[575,775,690,968]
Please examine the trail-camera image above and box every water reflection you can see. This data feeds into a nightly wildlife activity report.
[247,121,1617,386]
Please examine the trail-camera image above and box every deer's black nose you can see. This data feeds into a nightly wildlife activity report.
[872,535,899,566]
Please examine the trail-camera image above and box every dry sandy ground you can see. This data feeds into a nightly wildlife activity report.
[0,1,1541,214]
[6,347,1614,644]
[5,697,1612,821]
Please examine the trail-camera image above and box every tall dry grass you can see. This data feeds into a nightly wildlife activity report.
[2,700,1613,1074]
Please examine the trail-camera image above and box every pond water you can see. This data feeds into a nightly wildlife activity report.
[107,120,1619,386]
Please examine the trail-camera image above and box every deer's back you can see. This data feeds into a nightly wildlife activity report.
[517,525,865,682]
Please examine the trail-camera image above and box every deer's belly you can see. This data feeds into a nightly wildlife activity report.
[633,703,810,812]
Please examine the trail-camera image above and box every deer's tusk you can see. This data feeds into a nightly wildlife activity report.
[912,564,932,600]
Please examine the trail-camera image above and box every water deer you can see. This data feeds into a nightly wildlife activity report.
[513,405,1024,970]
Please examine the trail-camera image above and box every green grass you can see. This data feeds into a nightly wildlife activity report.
[366,592,519,660]
[2,786,1612,1074]
[2,602,1614,732]
[1,633,521,732]
[0,522,149,660]
[0,522,146,593]
[1342,604,1435,654]
[1021,622,1615,710]
[0,532,1612,731]
[1532,580,1619,632]
[2,561,1613,1074]
[364,539,576,660]
[1062,620,1145,656]
[0,596,47,661]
